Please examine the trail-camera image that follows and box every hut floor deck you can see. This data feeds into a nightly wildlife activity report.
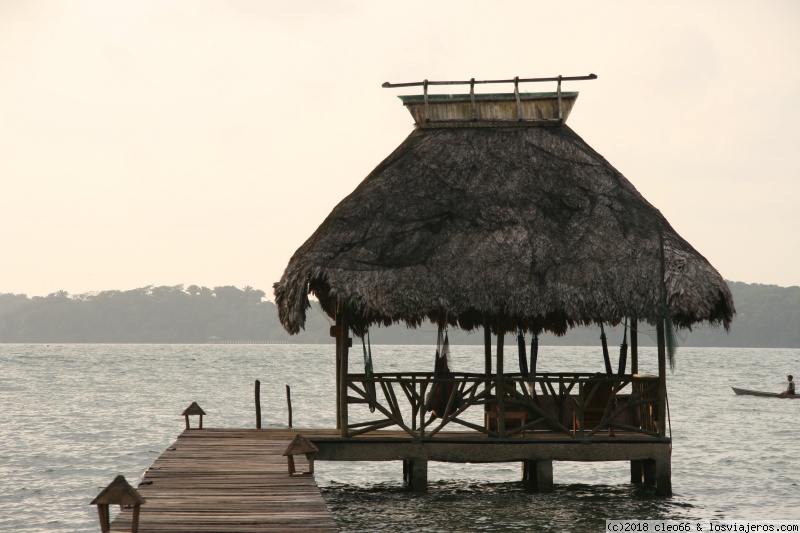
[296,428,670,464]
[108,429,338,533]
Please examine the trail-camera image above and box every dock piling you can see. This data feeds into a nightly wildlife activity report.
[286,384,293,428]
[255,380,262,429]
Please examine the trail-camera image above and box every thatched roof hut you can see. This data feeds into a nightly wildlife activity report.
[274,79,734,337]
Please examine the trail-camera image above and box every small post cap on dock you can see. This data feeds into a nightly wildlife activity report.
[283,433,319,456]
[91,475,146,533]
[182,401,206,416]
[182,402,206,429]
[91,475,147,506]
[283,434,319,476]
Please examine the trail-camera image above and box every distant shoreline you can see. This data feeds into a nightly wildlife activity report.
[1,281,799,348]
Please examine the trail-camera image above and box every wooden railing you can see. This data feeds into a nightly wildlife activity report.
[343,372,662,440]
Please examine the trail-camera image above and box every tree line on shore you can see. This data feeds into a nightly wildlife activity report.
[0,281,798,347]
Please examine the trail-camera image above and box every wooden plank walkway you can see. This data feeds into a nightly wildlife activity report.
[109,429,338,533]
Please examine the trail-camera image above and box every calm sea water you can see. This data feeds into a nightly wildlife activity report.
[1,343,798,532]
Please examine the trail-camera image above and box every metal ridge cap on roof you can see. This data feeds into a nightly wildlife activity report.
[398,92,579,104]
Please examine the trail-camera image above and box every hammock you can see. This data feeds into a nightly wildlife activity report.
[361,329,376,413]
[425,326,462,418]
[517,331,529,376]
[600,323,613,377]
[617,322,628,376]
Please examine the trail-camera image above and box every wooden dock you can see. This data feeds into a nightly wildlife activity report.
[109,429,338,533]
[105,424,671,531]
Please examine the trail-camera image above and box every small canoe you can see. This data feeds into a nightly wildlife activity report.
[732,387,800,398]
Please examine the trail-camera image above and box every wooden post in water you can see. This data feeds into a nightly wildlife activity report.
[286,384,293,428]
[255,380,262,429]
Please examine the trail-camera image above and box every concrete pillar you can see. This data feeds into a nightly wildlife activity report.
[655,456,672,497]
[642,459,656,486]
[522,460,535,489]
[630,460,643,484]
[536,460,553,492]
[522,460,553,493]
[403,460,428,492]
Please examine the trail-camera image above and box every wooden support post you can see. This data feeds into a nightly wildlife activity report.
[333,317,342,430]
[496,317,505,437]
[339,314,349,438]
[96,504,110,533]
[630,460,644,484]
[484,316,492,415]
[131,506,141,533]
[255,380,262,429]
[286,384,293,428]
[656,321,667,437]
[630,318,638,375]
[657,229,668,438]
[403,459,428,492]
[419,378,426,438]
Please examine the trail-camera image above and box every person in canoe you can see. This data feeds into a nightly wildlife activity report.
[780,375,795,398]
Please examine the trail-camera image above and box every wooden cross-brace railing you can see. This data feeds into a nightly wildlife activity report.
[343,372,662,440]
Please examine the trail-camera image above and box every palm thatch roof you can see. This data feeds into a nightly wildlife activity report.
[274,93,734,336]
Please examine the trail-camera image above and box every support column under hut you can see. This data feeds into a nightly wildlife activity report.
[403,459,428,492]
[522,460,554,493]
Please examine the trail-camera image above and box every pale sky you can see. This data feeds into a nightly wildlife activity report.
[2,0,799,298]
